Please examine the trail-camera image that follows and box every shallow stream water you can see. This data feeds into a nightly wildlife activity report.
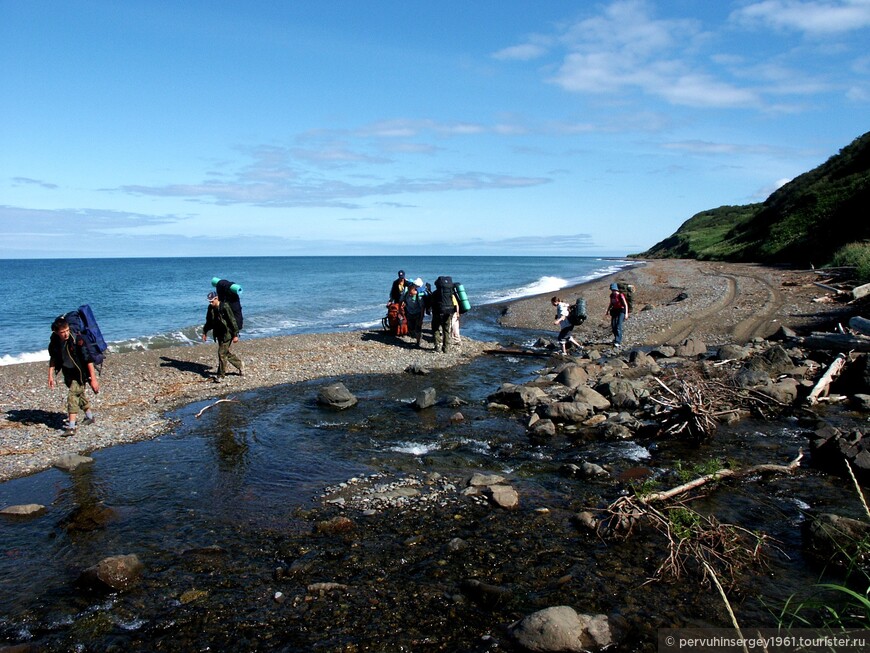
[1,319,866,651]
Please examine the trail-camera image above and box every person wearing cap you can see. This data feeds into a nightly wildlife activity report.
[389,270,407,304]
[202,291,243,382]
[604,282,629,347]
[402,281,426,347]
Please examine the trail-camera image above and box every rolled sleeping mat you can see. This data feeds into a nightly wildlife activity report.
[454,283,471,314]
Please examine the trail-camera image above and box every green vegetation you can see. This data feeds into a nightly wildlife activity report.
[831,242,870,284]
[636,131,870,270]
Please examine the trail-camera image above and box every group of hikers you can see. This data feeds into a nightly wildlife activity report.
[47,271,630,437]
[385,269,463,353]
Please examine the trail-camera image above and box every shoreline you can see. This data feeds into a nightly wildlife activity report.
[0,258,859,484]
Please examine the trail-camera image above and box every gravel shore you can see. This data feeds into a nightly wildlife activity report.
[0,259,855,483]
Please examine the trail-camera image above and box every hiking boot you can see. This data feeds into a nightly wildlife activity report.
[237,362,245,377]
[212,376,223,384]
[62,426,76,437]
[81,416,96,426]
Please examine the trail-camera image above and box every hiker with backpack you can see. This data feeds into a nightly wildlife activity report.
[551,296,582,355]
[202,291,244,383]
[431,276,457,353]
[48,316,99,436]
[605,282,630,347]
[402,279,426,347]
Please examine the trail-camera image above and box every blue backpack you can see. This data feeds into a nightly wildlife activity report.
[62,305,108,367]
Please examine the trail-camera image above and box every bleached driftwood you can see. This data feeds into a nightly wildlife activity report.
[633,450,803,505]
[852,282,870,301]
[807,353,847,405]
[813,281,846,295]
[195,397,239,418]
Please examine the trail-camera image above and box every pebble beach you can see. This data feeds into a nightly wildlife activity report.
[0,258,856,483]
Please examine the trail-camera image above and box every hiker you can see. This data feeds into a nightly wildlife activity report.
[403,281,426,347]
[605,282,630,347]
[202,291,244,382]
[48,316,99,436]
[389,270,408,304]
[431,276,456,353]
[551,296,581,354]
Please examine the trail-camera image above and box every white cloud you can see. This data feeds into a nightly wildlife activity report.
[491,43,548,61]
[732,0,870,35]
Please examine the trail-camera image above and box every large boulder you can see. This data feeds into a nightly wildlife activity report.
[554,364,589,389]
[316,382,358,410]
[573,386,610,410]
[509,606,626,652]
[746,345,794,377]
[412,387,437,410]
[809,424,870,485]
[803,513,870,572]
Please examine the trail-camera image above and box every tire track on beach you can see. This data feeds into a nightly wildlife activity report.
[647,268,783,346]
[646,273,737,346]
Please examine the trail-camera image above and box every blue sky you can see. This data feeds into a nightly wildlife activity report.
[2,0,869,258]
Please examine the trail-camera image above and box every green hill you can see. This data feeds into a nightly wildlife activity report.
[637,131,870,273]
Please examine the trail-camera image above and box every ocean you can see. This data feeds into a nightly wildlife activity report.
[0,256,633,365]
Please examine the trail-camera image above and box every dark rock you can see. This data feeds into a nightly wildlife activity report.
[603,423,633,440]
[78,554,144,593]
[716,344,750,361]
[404,364,430,375]
[852,394,870,411]
[315,516,356,535]
[803,513,870,572]
[609,391,640,410]
[648,346,676,359]
[734,367,771,388]
[628,350,660,372]
[747,345,794,376]
[316,382,358,410]
[759,378,799,404]
[460,579,513,608]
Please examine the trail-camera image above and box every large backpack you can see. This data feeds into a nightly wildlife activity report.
[616,282,635,312]
[214,279,244,331]
[567,297,587,326]
[62,305,108,368]
[385,302,408,336]
[435,276,455,313]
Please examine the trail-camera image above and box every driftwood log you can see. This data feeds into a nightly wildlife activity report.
[852,282,870,301]
[633,450,804,505]
[788,333,870,353]
[807,353,847,405]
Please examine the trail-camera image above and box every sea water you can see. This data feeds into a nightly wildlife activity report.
[0,256,632,364]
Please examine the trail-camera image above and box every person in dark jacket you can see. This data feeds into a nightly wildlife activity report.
[48,317,99,435]
[430,276,456,353]
[389,270,407,304]
[402,281,426,347]
[202,291,244,382]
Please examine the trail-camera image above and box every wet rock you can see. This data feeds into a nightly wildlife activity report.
[574,511,599,531]
[488,383,548,409]
[609,391,640,410]
[603,423,633,440]
[460,579,513,608]
[594,379,636,400]
[316,382,358,410]
[446,537,468,553]
[404,364,430,375]
[538,402,589,423]
[560,461,608,478]
[509,606,626,652]
[308,582,351,593]
[554,364,589,389]
[60,503,116,532]
[529,418,556,439]
[716,344,750,361]
[573,386,610,410]
[53,453,93,472]
[449,411,465,423]
[315,515,356,535]
[803,513,870,572]
[583,414,607,426]
[809,424,870,485]
[468,472,505,487]
[0,504,46,517]
[628,350,660,373]
[78,554,144,593]
[675,337,707,358]
[413,387,437,410]
[484,484,519,510]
